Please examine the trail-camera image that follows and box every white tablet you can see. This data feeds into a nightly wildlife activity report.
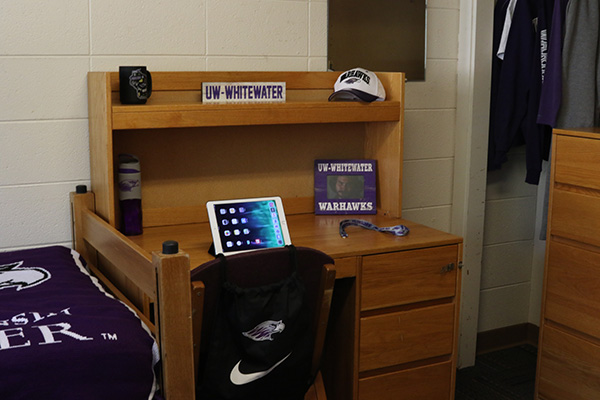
[206,196,292,256]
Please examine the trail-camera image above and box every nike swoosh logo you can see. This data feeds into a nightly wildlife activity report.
[230,352,292,385]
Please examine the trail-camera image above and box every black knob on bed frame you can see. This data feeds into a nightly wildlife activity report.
[76,184,87,194]
[162,240,179,254]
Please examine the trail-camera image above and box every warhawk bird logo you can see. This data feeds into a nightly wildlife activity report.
[0,261,51,291]
[118,179,140,192]
[242,320,285,342]
[343,77,361,85]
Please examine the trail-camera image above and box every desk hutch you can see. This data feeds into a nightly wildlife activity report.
[87,71,462,399]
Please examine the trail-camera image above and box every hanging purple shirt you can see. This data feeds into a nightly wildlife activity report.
[537,0,570,127]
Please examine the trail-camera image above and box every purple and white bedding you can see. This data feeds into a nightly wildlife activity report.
[0,246,160,400]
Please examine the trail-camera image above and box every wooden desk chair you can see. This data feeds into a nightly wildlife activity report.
[191,246,336,400]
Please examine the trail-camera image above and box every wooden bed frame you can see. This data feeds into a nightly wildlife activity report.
[71,189,197,399]
[71,188,330,400]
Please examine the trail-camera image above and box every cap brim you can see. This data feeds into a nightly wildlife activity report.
[328,89,378,102]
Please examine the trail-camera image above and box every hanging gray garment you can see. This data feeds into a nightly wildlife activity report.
[541,0,600,240]
[555,0,600,129]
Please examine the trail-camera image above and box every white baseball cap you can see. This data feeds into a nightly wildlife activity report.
[328,68,386,102]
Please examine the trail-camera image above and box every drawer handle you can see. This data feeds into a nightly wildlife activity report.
[440,263,455,273]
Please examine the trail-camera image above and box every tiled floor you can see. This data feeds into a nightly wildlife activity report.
[455,345,537,400]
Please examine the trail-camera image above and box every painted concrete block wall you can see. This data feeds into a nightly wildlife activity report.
[1,0,460,252]
[0,0,325,251]
[0,0,92,250]
[479,148,538,332]
[1,0,542,362]
[402,3,460,232]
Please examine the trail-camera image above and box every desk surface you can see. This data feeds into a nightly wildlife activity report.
[129,213,462,277]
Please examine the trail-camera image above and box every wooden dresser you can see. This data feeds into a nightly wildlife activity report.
[536,127,600,399]
[87,71,462,399]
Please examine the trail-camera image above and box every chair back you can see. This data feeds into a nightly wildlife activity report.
[190,246,336,392]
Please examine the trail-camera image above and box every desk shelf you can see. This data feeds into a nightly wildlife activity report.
[112,100,402,130]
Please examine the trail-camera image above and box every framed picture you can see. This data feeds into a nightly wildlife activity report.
[314,159,376,214]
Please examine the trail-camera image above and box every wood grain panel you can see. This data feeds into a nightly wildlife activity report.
[128,215,462,270]
[359,303,454,371]
[106,71,404,101]
[113,123,365,224]
[86,71,465,400]
[538,326,600,400]
[113,101,401,130]
[142,197,315,227]
[88,72,116,224]
[554,134,600,190]
[365,120,403,217]
[81,208,156,297]
[361,245,458,310]
[332,256,359,279]
[550,189,600,248]
[89,71,405,230]
[358,361,452,400]
[154,250,195,399]
[545,240,600,339]
[537,129,600,400]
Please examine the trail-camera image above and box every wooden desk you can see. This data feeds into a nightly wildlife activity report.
[88,70,461,399]
[129,213,460,273]
[129,213,462,400]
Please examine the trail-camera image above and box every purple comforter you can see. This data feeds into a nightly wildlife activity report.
[0,246,159,399]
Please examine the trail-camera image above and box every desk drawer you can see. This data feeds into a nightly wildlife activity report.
[555,134,600,190]
[333,256,358,278]
[359,303,454,371]
[538,325,600,400]
[545,241,600,339]
[358,361,452,400]
[361,245,458,311]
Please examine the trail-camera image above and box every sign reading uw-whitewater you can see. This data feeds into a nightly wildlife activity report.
[202,82,286,104]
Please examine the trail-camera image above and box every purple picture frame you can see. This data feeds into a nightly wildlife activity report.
[314,159,377,215]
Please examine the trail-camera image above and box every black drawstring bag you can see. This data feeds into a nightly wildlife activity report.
[197,245,314,400]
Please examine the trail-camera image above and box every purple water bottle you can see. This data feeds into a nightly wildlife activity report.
[118,154,143,235]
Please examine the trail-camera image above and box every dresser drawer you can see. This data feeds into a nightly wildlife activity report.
[551,189,600,248]
[361,245,458,311]
[545,241,600,339]
[359,303,455,371]
[555,134,600,190]
[538,325,600,400]
[358,361,452,400]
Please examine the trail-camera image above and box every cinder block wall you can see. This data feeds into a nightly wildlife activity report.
[3,1,543,366]
[0,0,461,251]
[480,148,538,334]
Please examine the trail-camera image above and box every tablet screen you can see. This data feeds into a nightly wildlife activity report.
[206,197,291,255]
